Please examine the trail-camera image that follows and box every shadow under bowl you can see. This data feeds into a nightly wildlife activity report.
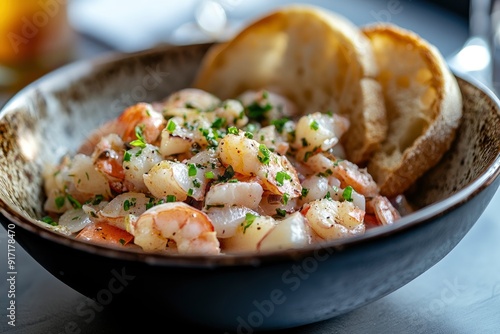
[0,43,499,331]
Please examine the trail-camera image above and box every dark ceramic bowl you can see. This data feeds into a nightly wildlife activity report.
[1,43,500,332]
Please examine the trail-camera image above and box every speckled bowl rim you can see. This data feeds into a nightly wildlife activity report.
[1,45,500,268]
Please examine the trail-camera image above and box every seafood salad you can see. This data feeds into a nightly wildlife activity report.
[41,88,402,255]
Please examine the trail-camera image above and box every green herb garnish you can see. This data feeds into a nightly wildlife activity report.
[310,119,319,131]
[166,119,176,133]
[243,213,257,233]
[342,186,354,202]
[66,194,82,209]
[41,216,58,226]
[246,102,272,121]
[275,171,291,186]
[257,144,271,165]
[123,151,132,162]
[227,126,239,135]
[275,208,287,217]
[130,124,147,148]
[188,163,197,177]
[271,118,289,133]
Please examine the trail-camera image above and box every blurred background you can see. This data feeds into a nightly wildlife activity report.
[0,0,477,108]
[3,1,500,333]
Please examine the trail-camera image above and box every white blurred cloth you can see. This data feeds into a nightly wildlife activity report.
[68,0,468,57]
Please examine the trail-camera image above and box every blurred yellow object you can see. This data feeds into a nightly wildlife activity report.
[0,0,75,92]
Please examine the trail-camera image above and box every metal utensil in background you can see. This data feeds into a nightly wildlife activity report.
[490,0,500,91]
[447,0,494,89]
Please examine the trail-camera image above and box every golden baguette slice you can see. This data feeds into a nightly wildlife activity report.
[192,4,386,164]
[363,24,463,198]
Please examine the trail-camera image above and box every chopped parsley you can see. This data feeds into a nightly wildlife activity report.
[166,195,176,203]
[275,208,287,217]
[41,216,58,226]
[166,119,177,133]
[271,118,289,133]
[123,198,136,211]
[146,197,156,210]
[218,165,235,182]
[91,194,104,205]
[310,119,319,131]
[130,125,147,148]
[275,171,291,186]
[199,128,218,147]
[188,163,197,177]
[243,213,257,233]
[303,151,313,162]
[66,194,82,209]
[55,196,65,209]
[257,144,271,165]
[227,126,239,135]
[282,193,290,205]
[342,186,354,202]
[123,151,132,162]
[211,117,225,129]
[245,101,272,121]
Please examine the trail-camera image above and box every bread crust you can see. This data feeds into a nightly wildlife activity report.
[363,24,463,197]
[193,4,387,165]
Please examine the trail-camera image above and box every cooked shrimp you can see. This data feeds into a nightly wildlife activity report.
[115,103,166,144]
[298,174,365,209]
[299,175,329,204]
[305,153,379,197]
[123,144,163,192]
[366,195,401,225]
[143,160,190,201]
[204,205,259,238]
[214,99,248,128]
[70,153,113,198]
[255,125,290,156]
[332,160,379,197]
[257,193,299,217]
[92,134,128,194]
[293,112,350,154]
[43,157,73,213]
[92,134,125,178]
[79,103,165,155]
[184,148,224,199]
[43,154,111,214]
[43,86,410,255]
[221,214,276,253]
[159,116,196,157]
[128,202,220,254]
[161,110,222,156]
[303,198,365,240]
[205,181,264,210]
[217,132,302,198]
[94,192,150,230]
[160,88,220,111]
[259,212,312,252]
[238,89,298,123]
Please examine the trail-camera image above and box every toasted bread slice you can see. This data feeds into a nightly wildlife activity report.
[192,4,386,164]
[362,24,463,197]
